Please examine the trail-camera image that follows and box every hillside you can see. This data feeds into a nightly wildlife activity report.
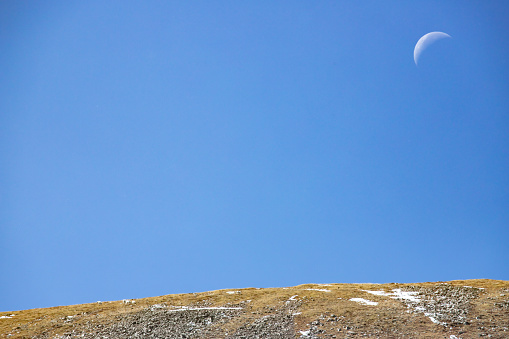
[1,279,508,338]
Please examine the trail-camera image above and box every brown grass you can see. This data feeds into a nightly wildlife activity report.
[1,279,508,338]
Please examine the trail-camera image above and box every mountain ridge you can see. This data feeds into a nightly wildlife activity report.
[1,279,508,338]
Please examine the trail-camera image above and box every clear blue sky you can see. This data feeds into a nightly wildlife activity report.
[1,1,508,312]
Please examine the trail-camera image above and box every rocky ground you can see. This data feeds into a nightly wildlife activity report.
[1,279,508,338]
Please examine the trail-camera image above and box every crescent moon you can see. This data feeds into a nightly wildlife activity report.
[414,31,451,65]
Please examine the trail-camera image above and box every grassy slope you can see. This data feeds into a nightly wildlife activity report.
[1,279,508,338]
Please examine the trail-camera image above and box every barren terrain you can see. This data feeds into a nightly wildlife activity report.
[1,279,508,338]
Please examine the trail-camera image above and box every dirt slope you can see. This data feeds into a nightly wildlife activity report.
[1,279,508,338]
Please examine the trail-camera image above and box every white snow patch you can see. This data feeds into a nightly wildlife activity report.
[363,288,449,325]
[293,312,302,315]
[304,288,331,292]
[122,299,136,304]
[450,335,462,339]
[167,306,242,313]
[1,316,12,319]
[226,290,241,294]
[363,290,391,296]
[350,298,378,306]
[363,289,420,303]
[289,295,299,301]
[426,313,445,325]
[391,289,420,302]
[300,330,310,336]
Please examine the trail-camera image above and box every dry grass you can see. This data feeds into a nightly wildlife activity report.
[1,279,508,338]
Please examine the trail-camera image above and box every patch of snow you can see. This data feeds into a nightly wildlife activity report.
[167,306,242,313]
[450,335,461,339]
[226,291,241,294]
[304,288,331,292]
[149,304,167,311]
[363,289,420,303]
[350,298,378,306]
[293,312,302,315]
[122,299,136,304]
[289,295,299,301]
[363,288,450,325]
[299,330,310,336]
[462,286,484,290]
[391,289,420,303]
[363,290,391,296]
[0,316,13,319]
[426,313,445,325]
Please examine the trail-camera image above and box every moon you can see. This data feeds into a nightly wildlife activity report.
[414,32,451,65]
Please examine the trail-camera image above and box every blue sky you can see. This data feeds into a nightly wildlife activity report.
[1,1,508,311]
